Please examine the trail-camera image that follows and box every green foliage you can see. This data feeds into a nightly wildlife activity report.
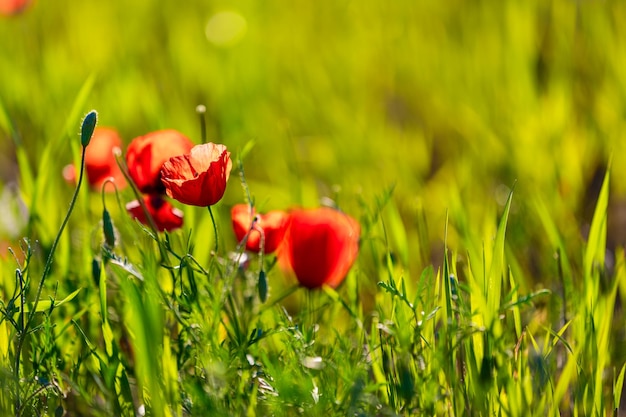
[1,1,626,416]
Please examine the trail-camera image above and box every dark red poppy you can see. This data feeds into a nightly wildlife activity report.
[63,127,127,190]
[126,129,194,194]
[278,207,360,289]
[231,204,288,254]
[126,194,184,232]
[160,142,232,207]
[0,0,30,15]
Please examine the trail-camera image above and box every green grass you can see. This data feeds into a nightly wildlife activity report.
[1,0,626,415]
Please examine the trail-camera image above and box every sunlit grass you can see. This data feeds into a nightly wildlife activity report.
[1,0,626,415]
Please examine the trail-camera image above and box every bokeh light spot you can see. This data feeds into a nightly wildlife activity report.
[205,11,247,47]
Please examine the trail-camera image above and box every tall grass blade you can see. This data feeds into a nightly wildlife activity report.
[583,169,609,304]
[486,185,514,326]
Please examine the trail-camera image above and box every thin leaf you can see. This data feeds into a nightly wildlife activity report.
[20,288,82,313]
[583,168,609,305]
[487,184,514,324]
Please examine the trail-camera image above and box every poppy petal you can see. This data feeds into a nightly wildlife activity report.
[161,142,232,207]
[278,207,359,289]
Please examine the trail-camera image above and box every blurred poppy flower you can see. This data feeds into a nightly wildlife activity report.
[278,207,360,289]
[0,240,15,260]
[231,204,288,254]
[126,129,194,194]
[63,127,126,190]
[125,194,184,232]
[161,142,232,207]
[0,0,31,15]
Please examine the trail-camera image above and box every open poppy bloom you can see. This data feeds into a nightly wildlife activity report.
[231,204,288,254]
[63,127,126,190]
[0,0,30,15]
[126,194,184,232]
[278,207,360,289]
[161,142,232,207]
[126,129,194,194]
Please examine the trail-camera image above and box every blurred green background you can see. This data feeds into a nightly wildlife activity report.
[1,0,626,286]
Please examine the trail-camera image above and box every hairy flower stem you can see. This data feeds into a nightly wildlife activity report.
[114,154,173,273]
[196,104,207,144]
[207,205,219,254]
[13,269,25,414]
[14,145,87,414]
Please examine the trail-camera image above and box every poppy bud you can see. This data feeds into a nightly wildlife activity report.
[258,269,268,303]
[81,110,98,148]
[102,208,115,248]
[92,258,101,286]
[64,127,127,190]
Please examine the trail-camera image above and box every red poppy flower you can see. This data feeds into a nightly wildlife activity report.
[125,194,184,232]
[0,0,30,15]
[278,207,360,289]
[231,204,288,254]
[160,142,232,207]
[63,127,127,190]
[126,129,194,194]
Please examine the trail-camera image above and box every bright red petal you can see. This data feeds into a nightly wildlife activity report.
[279,208,359,289]
[161,143,232,207]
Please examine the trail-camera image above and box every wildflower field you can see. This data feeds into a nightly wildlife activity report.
[1,1,626,416]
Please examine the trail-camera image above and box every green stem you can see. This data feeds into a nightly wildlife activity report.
[238,159,253,207]
[100,177,120,209]
[15,145,87,414]
[306,289,315,342]
[13,269,25,413]
[207,205,219,254]
[30,146,86,320]
[258,284,300,314]
[196,104,207,144]
[113,154,174,274]
[114,153,160,240]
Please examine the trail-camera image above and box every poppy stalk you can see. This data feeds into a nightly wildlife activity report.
[63,127,127,190]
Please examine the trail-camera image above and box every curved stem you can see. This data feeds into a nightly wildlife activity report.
[100,177,119,209]
[25,146,86,330]
[114,154,160,239]
[15,145,87,413]
[207,205,218,254]
[113,154,174,276]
